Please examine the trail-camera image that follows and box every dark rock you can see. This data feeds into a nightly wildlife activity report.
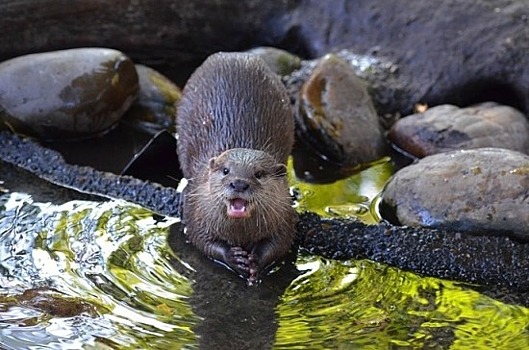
[3,1,529,117]
[0,48,138,140]
[333,49,403,127]
[123,64,181,134]
[293,54,386,182]
[0,1,299,87]
[388,102,529,157]
[287,1,529,115]
[381,148,529,239]
[284,49,402,126]
[246,46,301,75]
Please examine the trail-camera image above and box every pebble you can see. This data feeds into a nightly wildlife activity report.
[246,46,301,76]
[388,102,529,157]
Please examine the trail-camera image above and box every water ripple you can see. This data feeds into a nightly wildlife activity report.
[1,190,529,349]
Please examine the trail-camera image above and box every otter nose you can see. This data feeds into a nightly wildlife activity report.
[230,179,250,192]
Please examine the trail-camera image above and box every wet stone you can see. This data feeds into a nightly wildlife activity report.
[333,49,403,126]
[0,48,138,140]
[381,148,529,240]
[295,54,386,173]
[246,46,301,76]
[17,288,97,318]
[388,102,529,158]
[123,64,181,134]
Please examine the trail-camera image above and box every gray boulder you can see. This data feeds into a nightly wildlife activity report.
[0,48,138,140]
[381,148,529,239]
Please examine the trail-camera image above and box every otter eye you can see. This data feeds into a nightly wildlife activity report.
[254,170,264,179]
[222,167,230,175]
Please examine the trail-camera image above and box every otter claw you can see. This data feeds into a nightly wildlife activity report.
[234,257,250,265]
[247,253,260,283]
[230,247,248,257]
[226,247,251,276]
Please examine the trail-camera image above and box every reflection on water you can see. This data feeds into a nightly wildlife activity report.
[290,158,392,224]
[277,257,529,349]
[0,193,198,349]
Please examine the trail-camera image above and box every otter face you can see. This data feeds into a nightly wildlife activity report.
[208,148,287,219]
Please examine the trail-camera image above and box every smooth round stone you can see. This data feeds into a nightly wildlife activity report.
[0,48,138,140]
[246,46,301,76]
[388,102,529,157]
[123,64,181,134]
[381,148,529,239]
[296,54,386,169]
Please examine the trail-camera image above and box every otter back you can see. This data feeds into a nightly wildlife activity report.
[176,52,294,179]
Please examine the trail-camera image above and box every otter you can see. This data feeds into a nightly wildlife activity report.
[176,52,296,284]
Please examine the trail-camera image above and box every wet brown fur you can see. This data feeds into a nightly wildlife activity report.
[176,52,296,283]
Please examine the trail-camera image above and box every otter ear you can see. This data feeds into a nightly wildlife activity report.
[208,157,217,169]
[273,164,287,177]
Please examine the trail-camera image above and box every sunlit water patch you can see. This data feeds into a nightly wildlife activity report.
[289,157,392,224]
[276,256,529,349]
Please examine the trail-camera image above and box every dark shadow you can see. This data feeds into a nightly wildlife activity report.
[444,79,525,112]
[42,123,154,175]
[274,26,313,60]
[122,130,182,188]
[377,198,401,227]
[292,134,390,184]
[167,223,299,350]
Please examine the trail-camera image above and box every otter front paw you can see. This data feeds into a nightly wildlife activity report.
[225,247,251,277]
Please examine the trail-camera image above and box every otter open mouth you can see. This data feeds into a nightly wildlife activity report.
[228,198,249,218]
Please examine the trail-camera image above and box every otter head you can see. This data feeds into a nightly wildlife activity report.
[208,148,288,219]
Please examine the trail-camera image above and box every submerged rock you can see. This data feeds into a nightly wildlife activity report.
[0,48,138,140]
[381,148,529,239]
[16,288,97,318]
[389,102,529,157]
[294,54,386,182]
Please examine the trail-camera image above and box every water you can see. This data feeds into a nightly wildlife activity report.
[1,160,529,349]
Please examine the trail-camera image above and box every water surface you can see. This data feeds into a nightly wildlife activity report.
[1,160,528,349]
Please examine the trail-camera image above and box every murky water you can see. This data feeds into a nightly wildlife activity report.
[1,160,529,349]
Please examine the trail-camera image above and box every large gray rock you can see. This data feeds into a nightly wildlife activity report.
[381,148,529,239]
[388,102,529,157]
[0,48,138,140]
